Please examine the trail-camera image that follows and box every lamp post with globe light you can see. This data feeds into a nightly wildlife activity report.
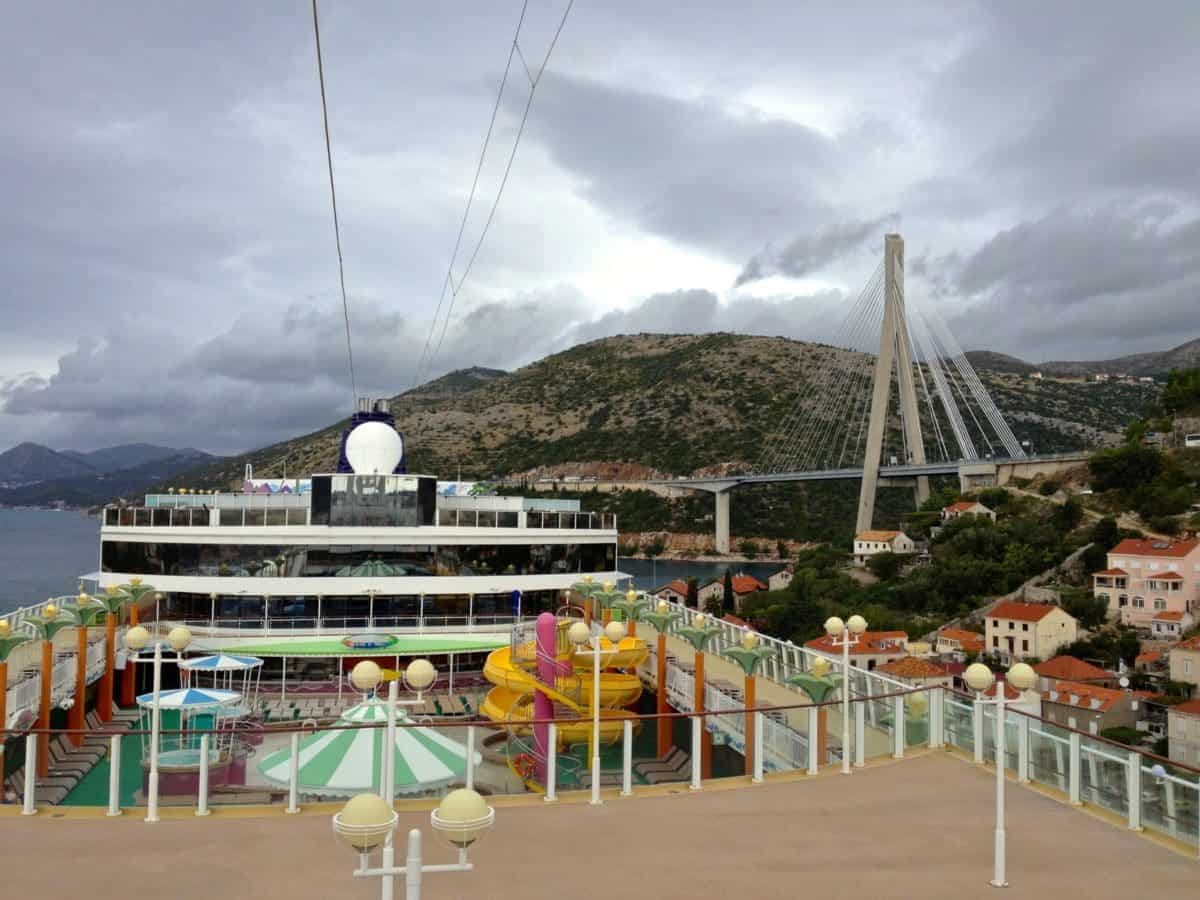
[350,658,439,803]
[641,600,682,757]
[333,788,495,900]
[124,623,192,823]
[963,661,1037,888]
[823,614,868,775]
[569,618,627,805]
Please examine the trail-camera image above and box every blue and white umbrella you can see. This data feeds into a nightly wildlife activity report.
[136,687,242,710]
[179,654,263,672]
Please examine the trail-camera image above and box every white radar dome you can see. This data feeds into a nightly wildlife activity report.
[345,421,404,475]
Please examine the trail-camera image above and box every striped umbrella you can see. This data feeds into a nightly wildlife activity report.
[179,654,263,672]
[257,699,480,796]
[135,687,242,709]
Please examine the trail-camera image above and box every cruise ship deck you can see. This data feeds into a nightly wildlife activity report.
[3,753,1195,899]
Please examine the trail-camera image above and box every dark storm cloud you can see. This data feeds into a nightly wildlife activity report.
[3,1,1200,453]
[735,216,899,286]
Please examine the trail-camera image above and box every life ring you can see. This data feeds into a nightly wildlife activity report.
[512,753,536,779]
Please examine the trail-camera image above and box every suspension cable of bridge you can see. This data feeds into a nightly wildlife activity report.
[310,0,358,405]
[757,261,884,474]
[411,0,575,392]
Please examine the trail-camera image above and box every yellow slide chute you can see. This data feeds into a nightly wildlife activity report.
[481,636,648,747]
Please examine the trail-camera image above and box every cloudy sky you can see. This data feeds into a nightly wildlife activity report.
[2,2,1198,454]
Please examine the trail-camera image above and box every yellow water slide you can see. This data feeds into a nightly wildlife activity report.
[481,636,648,747]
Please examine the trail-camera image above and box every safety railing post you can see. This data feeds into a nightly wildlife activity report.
[1068,732,1081,806]
[893,696,905,759]
[854,701,865,767]
[197,733,210,816]
[1017,717,1030,783]
[22,734,37,815]
[544,723,557,803]
[807,707,819,775]
[753,710,763,782]
[286,732,300,814]
[622,719,633,797]
[107,734,121,816]
[466,726,476,791]
[973,699,985,764]
[690,716,702,791]
[931,688,944,748]
[1127,751,1141,831]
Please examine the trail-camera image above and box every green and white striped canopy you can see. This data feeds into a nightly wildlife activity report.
[257,700,480,796]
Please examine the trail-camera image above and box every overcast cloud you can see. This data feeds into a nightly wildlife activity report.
[2,1,1198,454]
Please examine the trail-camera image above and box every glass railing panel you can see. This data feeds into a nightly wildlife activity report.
[1079,738,1128,818]
[943,696,975,754]
[904,692,930,748]
[1027,720,1070,794]
[1139,761,1200,845]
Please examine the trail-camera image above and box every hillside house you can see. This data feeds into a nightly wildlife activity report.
[1093,537,1200,629]
[1167,700,1200,767]
[984,601,1078,664]
[935,627,985,660]
[805,631,909,671]
[768,567,794,592]
[652,580,689,604]
[1151,610,1194,639]
[876,656,953,688]
[941,500,996,522]
[1033,656,1115,691]
[1041,680,1151,737]
[1168,636,1200,691]
[696,573,767,613]
[852,530,915,566]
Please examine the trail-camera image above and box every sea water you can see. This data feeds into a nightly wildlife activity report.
[0,508,99,613]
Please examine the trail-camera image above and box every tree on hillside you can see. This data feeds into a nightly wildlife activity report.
[865,551,905,581]
[1162,367,1200,415]
[722,569,734,612]
[685,577,699,609]
[1089,444,1163,492]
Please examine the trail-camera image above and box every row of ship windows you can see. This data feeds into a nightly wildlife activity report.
[158,589,568,621]
[101,541,617,578]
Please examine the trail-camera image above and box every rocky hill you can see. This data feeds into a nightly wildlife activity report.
[174,332,1158,490]
[968,336,1200,378]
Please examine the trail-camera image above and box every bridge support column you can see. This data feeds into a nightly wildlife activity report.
[714,490,731,555]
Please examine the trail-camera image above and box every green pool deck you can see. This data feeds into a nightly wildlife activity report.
[61,732,143,807]
[213,634,509,657]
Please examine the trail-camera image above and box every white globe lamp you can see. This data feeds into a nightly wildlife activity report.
[404,658,437,692]
[430,788,494,848]
[604,620,626,645]
[567,621,591,647]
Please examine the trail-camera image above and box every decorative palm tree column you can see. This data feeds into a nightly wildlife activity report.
[611,589,649,639]
[0,622,32,758]
[786,657,838,768]
[676,612,721,779]
[641,600,682,758]
[118,580,157,708]
[25,605,74,776]
[724,631,776,777]
[572,575,599,626]
[93,586,131,722]
[63,594,105,748]
[595,582,624,626]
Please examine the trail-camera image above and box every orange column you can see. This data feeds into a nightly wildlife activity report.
[584,599,592,626]
[627,619,637,637]
[603,608,612,625]
[696,651,712,779]
[817,707,828,766]
[744,674,756,777]
[98,612,116,722]
[129,603,139,626]
[70,626,87,747]
[656,632,670,757]
[38,640,52,777]
[121,600,139,707]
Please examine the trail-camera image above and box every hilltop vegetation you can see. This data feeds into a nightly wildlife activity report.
[172,333,1158,491]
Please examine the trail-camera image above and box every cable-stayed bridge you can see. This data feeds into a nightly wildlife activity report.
[653,234,1088,552]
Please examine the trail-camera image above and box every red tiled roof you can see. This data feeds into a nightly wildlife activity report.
[1110,537,1200,559]
[988,601,1062,622]
[937,628,985,653]
[855,530,903,542]
[877,657,949,680]
[944,501,988,513]
[1150,572,1184,580]
[722,613,749,628]
[1034,656,1111,682]
[731,574,767,595]
[1172,699,1200,717]
[1153,611,1186,621]
[1135,651,1164,666]
[1042,680,1148,713]
[805,631,909,656]
[1094,568,1128,576]
[654,580,689,597]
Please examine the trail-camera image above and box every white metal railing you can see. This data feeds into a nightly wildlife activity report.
[165,615,518,636]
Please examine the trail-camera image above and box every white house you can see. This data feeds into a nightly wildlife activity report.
[941,500,996,522]
[984,601,1078,664]
[768,567,794,592]
[1151,610,1194,639]
[852,530,916,566]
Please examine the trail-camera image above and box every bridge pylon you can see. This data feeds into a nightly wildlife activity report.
[855,233,929,533]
